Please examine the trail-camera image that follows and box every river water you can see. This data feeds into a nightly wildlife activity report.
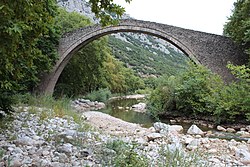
[99,97,208,131]
[99,97,248,141]
[100,97,154,127]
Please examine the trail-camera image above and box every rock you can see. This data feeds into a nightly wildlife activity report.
[168,125,183,133]
[240,128,246,131]
[208,148,217,153]
[186,139,200,150]
[15,136,35,146]
[227,128,236,133]
[241,160,250,166]
[246,125,250,132]
[216,125,226,132]
[183,136,193,144]
[51,162,65,167]
[57,143,73,155]
[153,122,169,132]
[187,124,204,135]
[153,122,183,134]
[58,153,69,163]
[235,148,250,161]
[236,131,250,137]
[9,159,22,167]
[147,133,163,141]
[131,103,146,112]
[42,150,50,156]
[170,119,177,123]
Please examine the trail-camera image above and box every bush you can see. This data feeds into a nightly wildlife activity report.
[147,76,178,119]
[175,63,224,117]
[103,140,149,167]
[84,88,112,102]
[148,62,250,124]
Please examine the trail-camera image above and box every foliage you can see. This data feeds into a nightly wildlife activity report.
[108,35,188,79]
[148,62,250,123]
[147,75,178,119]
[175,63,224,116]
[103,54,145,94]
[84,88,112,102]
[54,8,145,97]
[0,0,59,113]
[14,93,84,123]
[56,8,92,34]
[88,0,132,26]
[158,146,208,167]
[224,0,250,57]
[55,37,109,96]
[103,140,149,167]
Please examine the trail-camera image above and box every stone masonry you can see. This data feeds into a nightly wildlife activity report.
[38,19,248,94]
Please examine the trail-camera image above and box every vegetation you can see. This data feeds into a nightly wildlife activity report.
[0,0,131,114]
[88,0,132,25]
[224,0,250,58]
[84,88,112,102]
[148,62,250,124]
[108,35,188,77]
[158,146,208,167]
[101,140,149,166]
[0,0,59,113]
[54,9,145,97]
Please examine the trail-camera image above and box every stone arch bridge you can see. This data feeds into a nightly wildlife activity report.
[38,19,247,94]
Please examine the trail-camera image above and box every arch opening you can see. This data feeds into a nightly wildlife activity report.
[38,21,203,94]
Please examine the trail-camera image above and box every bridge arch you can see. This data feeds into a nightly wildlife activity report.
[38,19,247,94]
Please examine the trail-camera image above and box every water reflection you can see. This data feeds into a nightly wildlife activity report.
[100,98,155,127]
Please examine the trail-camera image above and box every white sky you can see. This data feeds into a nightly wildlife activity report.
[114,0,236,35]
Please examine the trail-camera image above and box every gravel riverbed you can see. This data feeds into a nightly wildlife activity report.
[1,107,250,166]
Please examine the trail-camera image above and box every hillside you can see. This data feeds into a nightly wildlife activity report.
[109,33,188,77]
[58,0,189,78]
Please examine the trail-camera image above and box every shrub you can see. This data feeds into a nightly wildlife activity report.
[175,63,224,117]
[147,75,178,119]
[103,140,149,167]
[84,88,112,102]
[148,62,250,124]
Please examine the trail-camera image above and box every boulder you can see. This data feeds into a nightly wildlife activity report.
[217,125,227,132]
[147,133,163,141]
[187,124,204,135]
[153,122,169,132]
[226,128,236,133]
[131,103,146,112]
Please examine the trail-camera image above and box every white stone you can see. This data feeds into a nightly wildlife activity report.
[147,133,163,141]
[208,148,217,153]
[186,139,200,150]
[153,122,170,132]
[131,103,146,112]
[217,125,227,132]
[246,125,250,132]
[168,125,183,133]
[226,128,236,133]
[187,124,204,135]
[235,148,250,161]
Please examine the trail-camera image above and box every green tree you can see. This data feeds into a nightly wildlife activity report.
[0,0,59,112]
[224,0,250,57]
[89,0,132,25]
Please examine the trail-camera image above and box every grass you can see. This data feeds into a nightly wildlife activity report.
[157,145,210,167]
[14,93,82,122]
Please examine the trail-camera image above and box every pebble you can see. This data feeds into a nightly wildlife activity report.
[1,106,250,166]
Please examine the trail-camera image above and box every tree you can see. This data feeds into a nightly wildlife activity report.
[89,0,132,25]
[0,0,132,113]
[0,0,59,112]
[224,0,250,58]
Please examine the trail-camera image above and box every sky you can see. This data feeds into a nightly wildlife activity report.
[114,0,236,35]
